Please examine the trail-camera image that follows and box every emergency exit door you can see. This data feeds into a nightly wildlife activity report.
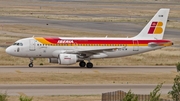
[133,40,139,51]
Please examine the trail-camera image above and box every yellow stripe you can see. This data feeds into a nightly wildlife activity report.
[33,43,148,47]
[127,44,147,46]
[35,37,52,44]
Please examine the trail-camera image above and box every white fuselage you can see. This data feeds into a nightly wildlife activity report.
[6,37,167,59]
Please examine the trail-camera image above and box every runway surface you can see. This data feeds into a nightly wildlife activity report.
[0,16,180,38]
[0,16,145,35]
[0,84,173,96]
[0,66,176,73]
[0,66,175,96]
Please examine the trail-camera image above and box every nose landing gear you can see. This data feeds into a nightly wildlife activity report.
[29,58,34,68]
[29,63,33,67]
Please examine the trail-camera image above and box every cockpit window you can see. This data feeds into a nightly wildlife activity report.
[19,43,23,46]
[13,42,23,46]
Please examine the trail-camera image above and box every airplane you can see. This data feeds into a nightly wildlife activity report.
[5,8,173,68]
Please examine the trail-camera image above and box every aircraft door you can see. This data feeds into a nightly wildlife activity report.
[133,40,139,51]
[39,44,47,57]
[29,39,36,51]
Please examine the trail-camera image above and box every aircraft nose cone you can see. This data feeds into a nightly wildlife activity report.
[6,47,11,55]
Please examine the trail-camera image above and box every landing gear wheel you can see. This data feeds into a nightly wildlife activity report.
[29,58,34,68]
[29,63,33,68]
[86,62,93,68]
[79,61,86,67]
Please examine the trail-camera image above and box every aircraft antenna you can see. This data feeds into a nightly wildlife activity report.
[154,37,158,40]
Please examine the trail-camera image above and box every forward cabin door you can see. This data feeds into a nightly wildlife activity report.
[29,39,36,51]
[39,43,47,57]
[133,40,139,51]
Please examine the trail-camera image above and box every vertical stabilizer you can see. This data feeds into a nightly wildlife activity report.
[133,8,170,40]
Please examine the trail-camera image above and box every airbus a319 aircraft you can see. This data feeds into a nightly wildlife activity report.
[6,8,173,68]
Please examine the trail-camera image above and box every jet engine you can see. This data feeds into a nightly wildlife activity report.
[58,54,77,65]
[48,58,58,63]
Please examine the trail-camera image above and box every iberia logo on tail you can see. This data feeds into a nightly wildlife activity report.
[148,22,163,34]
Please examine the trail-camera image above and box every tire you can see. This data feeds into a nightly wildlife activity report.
[86,62,93,68]
[79,61,86,67]
[29,63,33,68]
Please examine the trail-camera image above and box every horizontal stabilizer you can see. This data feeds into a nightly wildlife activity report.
[148,42,173,47]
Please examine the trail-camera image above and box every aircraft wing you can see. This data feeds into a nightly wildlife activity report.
[75,47,118,56]
[52,47,120,58]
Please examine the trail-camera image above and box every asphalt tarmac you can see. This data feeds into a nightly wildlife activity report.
[0,16,180,38]
[0,66,176,73]
[0,84,173,96]
[0,66,175,96]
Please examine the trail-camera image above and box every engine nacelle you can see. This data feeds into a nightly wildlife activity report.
[48,58,58,63]
[58,54,77,65]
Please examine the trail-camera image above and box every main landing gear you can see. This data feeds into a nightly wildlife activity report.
[29,58,33,68]
[79,61,86,67]
[87,62,93,68]
[79,61,93,68]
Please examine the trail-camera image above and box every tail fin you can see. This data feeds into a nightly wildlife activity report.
[133,8,170,40]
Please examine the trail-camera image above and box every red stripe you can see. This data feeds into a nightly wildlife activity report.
[44,37,60,43]
[42,37,171,44]
[73,40,170,44]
